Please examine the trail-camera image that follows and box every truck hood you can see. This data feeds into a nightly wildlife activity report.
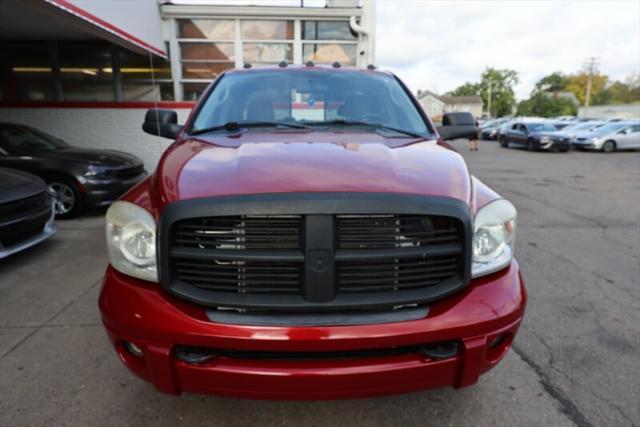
[155,132,472,206]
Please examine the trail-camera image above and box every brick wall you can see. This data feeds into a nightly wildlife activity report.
[0,106,193,171]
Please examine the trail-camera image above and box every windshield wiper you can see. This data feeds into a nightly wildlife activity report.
[308,119,427,139]
[190,121,311,135]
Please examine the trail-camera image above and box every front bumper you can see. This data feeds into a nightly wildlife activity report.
[540,139,571,151]
[0,204,57,259]
[99,261,526,399]
[82,172,147,207]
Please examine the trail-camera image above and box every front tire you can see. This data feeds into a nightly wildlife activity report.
[500,137,509,148]
[602,140,616,153]
[48,178,83,219]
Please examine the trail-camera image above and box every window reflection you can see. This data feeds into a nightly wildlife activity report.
[178,19,235,40]
[242,43,292,64]
[302,21,357,41]
[303,44,357,65]
[0,42,55,101]
[241,20,293,40]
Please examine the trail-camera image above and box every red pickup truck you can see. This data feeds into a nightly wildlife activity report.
[99,65,526,399]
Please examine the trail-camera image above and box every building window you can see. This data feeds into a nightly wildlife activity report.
[240,20,293,40]
[302,20,358,65]
[178,19,235,40]
[119,48,174,101]
[183,83,210,102]
[243,43,293,65]
[303,43,357,65]
[0,42,55,102]
[177,19,237,100]
[57,42,115,101]
[302,21,357,41]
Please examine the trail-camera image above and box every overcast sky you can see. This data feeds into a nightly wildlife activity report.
[177,0,640,99]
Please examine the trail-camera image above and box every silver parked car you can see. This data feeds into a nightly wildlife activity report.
[571,121,640,152]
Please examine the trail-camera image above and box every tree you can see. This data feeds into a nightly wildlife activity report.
[478,68,519,117]
[516,92,577,117]
[448,82,480,97]
[534,72,569,93]
[448,68,519,117]
[565,72,608,106]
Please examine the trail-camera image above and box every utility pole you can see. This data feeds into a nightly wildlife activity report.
[487,80,493,118]
[583,57,599,117]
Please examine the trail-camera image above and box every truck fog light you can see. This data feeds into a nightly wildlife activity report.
[489,334,505,348]
[175,345,218,365]
[125,341,144,357]
[421,340,459,360]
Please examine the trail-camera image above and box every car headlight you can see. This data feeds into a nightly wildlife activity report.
[539,136,552,143]
[472,199,517,278]
[106,201,158,282]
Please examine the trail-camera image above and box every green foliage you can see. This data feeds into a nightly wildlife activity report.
[517,92,577,117]
[534,72,569,93]
[448,68,519,117]
[448,82,480,97]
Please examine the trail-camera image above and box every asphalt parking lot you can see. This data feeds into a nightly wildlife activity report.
[1,140,638,427]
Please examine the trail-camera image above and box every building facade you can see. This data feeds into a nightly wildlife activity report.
[0,0,376,167]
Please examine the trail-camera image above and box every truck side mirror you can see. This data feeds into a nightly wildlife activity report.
[142,109,183,139]
[436,112,478,141]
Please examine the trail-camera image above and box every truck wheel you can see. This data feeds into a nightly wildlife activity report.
[602,140,616,153]
[47,178,83,219]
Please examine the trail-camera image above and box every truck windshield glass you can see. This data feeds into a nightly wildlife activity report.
[191,70,430,136]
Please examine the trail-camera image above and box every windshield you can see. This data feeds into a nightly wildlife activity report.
[527,123,558,132]
[593,123,625,133]
[563,122,603,132]
[0,125,68,156]
[191,70,430,136]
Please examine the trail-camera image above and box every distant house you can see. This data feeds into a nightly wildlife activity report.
[417,91,483,120]
[439,95,484,118]
[417,90,446,120]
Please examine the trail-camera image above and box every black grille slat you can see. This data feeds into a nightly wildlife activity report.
[337,215,460,249]
[173,215,302,250]
[163,197,469,315]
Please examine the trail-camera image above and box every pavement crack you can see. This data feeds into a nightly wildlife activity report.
[0,277,103,361]
[512,343,593,427]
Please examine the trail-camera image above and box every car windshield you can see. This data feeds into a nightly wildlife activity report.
[191,69,431,137]
[0,125,68,156]
[593,123,626,133]
[564,122,603,133]
[527,123,557,132]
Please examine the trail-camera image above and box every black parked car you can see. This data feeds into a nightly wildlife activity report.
[0,168,56,259]
[499,121,570,152]
[0,123,147,218]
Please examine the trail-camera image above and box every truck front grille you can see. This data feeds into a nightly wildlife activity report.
[160,193,471,318]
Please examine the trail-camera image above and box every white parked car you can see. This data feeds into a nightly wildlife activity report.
[571,121,640,152]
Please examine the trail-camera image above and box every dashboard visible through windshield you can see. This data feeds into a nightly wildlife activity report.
[190,69,431,137]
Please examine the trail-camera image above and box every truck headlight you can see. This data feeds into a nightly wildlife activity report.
[472,199,517,278]
[106,201,158,282]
